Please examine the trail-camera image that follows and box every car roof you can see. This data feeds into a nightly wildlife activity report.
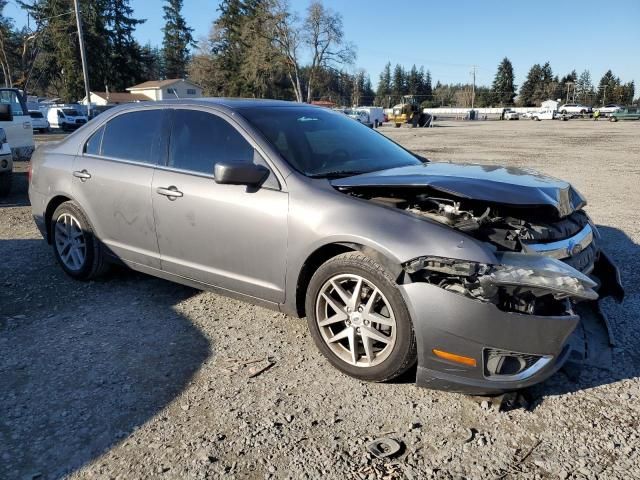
[99,98,320,117]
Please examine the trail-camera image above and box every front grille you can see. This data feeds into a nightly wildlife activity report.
[563,241,598,273]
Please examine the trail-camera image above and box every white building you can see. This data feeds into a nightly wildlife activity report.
[126,79,204,101]
[541,99,560,111]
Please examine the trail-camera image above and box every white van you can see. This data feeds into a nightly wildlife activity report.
[356,106,385,127]
[0,88,35,160]
[47,106,88,131]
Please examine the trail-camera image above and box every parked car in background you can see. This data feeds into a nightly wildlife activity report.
[29,110,50,133]
[595,104,622,116]
[0,126,12,196]
[0,88,35,160]
[559,103,591,115]
[29,99,623,394]
[47,107,88,131]
[503,109,519,120]
[609,106,640,122]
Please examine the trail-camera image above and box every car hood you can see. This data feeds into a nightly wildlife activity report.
[331,162,586,217]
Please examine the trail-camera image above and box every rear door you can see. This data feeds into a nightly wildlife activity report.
[0,89,33,154]
[72,108,169,269]
[151,107,288,302]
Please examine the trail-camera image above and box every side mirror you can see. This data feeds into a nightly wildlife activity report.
[214,162,269,186]
[0,104,12,122]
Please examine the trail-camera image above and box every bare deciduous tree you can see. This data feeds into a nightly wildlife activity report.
[270,0,303,102]
[303,1,354,103]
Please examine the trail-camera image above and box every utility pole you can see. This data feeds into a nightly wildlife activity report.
[73,0,91,118]
[470,65,478,109]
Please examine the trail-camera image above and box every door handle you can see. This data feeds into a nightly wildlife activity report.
[73,169,91,181]
[156,186,183,199]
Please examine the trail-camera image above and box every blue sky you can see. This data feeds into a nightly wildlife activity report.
[6,0,639,89]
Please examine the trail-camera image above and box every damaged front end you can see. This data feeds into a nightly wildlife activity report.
[404,253,598,317]
[332,164,624,392]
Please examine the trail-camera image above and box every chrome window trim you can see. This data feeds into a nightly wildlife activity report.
[522,224,593,260]
[81,153,157,169]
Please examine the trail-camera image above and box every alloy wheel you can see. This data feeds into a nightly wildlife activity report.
[54,213,87,271]
[315,274,397,367]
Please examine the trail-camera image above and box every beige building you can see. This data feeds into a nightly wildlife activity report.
[80,91,148,106]
[126,79,204,101]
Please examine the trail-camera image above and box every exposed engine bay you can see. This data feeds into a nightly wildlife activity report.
[343,188,603,317]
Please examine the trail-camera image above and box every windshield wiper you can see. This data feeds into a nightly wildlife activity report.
[308,170,368,179]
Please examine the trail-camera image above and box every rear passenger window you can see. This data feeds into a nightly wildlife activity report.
[84,126,104,155]
[169,110,254,175]
[101,110,165,164]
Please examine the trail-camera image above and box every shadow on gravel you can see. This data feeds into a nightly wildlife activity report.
[527,224,640,407]
[0,239,211,479]
[0,171,30,208]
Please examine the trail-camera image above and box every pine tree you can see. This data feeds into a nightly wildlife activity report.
[491,57,516,106]
[375,62,391,106]
[406,64,420,95]
[391,64,405,100]
[162,0,194,79]
[519,64,542,106]
[105,0,145,89]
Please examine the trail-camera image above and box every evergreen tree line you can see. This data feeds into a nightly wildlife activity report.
[376,58,635,108]
[0,0,193,102]
[0,0,635,107]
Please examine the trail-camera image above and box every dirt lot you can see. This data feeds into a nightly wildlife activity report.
[1,120,639,479]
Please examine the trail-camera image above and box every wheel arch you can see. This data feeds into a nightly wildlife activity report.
[44,195,73,243]
[293,241,403,318]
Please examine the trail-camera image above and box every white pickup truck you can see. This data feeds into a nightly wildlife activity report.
[0,88,35,161]
[529,108,557,121]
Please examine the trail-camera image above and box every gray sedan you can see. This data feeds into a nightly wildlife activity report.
[29,99,623,394]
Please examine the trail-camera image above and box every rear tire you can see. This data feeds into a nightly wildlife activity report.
[610,116,618,122]
[306,252,417,383]
[51,201,109,280]
[0,171,11,197]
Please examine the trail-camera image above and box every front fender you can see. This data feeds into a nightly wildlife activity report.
[283,177,498,312]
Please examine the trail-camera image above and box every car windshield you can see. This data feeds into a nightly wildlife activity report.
[240,107,422,178]
[62,109,80,116]
[30,111,43,118]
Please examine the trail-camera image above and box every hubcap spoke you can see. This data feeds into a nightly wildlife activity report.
[318,310,348,327]
[361,325,391,344]
[330,280,352,308]
[54,213,86,271]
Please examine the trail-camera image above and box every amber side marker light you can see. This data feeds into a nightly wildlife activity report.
[432,349,477,367]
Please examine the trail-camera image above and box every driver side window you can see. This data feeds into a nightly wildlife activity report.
[168,109,278,188]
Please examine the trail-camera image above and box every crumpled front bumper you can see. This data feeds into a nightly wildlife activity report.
[401,282,578,394]
[400,252,623,395]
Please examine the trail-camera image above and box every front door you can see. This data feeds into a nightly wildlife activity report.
[152,108,288,303]
[72,109,169,269]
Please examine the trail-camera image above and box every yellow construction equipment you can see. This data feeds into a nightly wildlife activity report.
[389,95,431,128]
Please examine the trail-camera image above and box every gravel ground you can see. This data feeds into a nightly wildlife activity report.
[1,120,639,479]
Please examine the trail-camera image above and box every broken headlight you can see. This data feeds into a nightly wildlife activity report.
[404,252,598,307]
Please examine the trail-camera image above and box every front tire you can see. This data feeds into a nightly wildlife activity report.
[306,252,417,382]
[51,201,108,280]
